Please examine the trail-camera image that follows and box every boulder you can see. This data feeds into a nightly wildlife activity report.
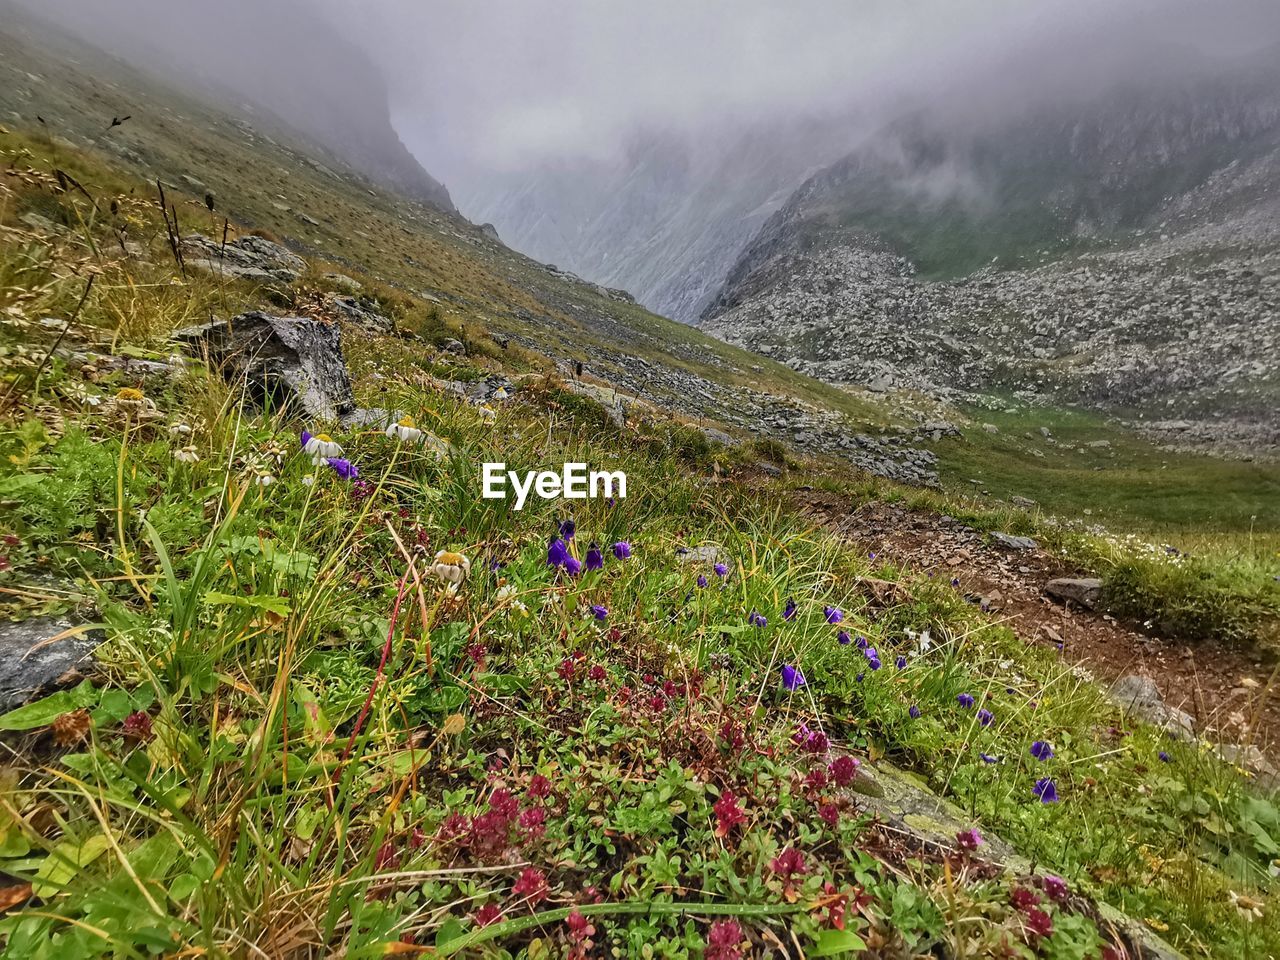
[173,312,356,421]
[182,234,305,284]
[677,545,724,565]
[1108,675,1195,739]
[0,616,104,712]
[1045,577,1103,608]
[441,338,466,356]
[991,532,1038,551]
[326,295,394,334]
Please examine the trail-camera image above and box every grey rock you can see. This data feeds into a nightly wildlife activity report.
[1094,903,1188,960]
[182,234,305,283]
[701,426,738,447]
[441,337,466,356]
[326,295,394,334]
[0,616,104,712]
[982,423,1000,434]
[1108,675,1195,739]
[677,546,724,565]
[991,532,1038,551]
[1045,577,1103,608]
[324,272,363,293]
[173,312,355,421]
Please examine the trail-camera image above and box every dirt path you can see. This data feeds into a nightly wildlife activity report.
[799,494,1280,774]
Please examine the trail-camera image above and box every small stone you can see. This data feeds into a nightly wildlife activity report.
[991,533,1037,551]
[1045,577,1103,608]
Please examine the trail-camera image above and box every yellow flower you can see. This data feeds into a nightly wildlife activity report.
[385,415,424,443]
[116,387,145,401]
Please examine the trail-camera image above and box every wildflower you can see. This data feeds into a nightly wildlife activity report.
[557,658,575,681]
[769,847,807,880]
[1025,907,1054,938]
[301,430,342,464]
[977,709,994,727]
[824,605,844,625]
[612,541,631,560]
[908,705,921,719]
[430,550,471,587]
[563,555,582,576]
[1010,887,1041,911]
[867,656,882,671]
[326,457,359,480]
[385,415,423,443]
[955,827,983,851]
[819,803,840,827]
[829,755,859,786]
[804,769,828,792]
[588,664,606,683]
[1229,890,1265,922]
[374,841,398,871]
[837,630,851,645]
[705,918,744,960]
[1030,740,1054,761]
[115,386,145,403]
[713,791,746,837]
[895,655,907,669]
[492,385,510,401]
[560,519,576,540]
[1033,777,1059,803]
[121,710,153,742]
[1039,874,1069,902]
[749,610,767,628]
[169,422,192,436]
[473,903,504,927]
[585,542,604,570]
[1158,751,1171,763]
[351,479,373,500]
[980,753,1000,764]
[957,693,975,708]
[714,562,728,578]
[780,664,806,691]
[409,827,427,850]
[590,604,608,621]
[864,646,878,661]
[565,909,595,946]
[252,472,275,487]
[301,475,314,486]
[528,774,553,799]
[512,867,548,904]
[547,538,570,567]
[855,635,868,649]
[477,404,497,424]
[783,597,797,621]
[438,811,469,840]
[697,574,708,588]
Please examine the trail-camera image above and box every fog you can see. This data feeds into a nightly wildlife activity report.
[16,0,1280,203]
[327,0,1280,194]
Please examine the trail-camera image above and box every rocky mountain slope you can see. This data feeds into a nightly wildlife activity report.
[460,118,861,322]
[7,0,455,213]
[703,49,1280,457]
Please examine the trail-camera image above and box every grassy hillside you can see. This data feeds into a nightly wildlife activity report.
[0,22,1278,957]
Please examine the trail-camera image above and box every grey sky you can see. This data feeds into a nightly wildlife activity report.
[314,0,1280,191]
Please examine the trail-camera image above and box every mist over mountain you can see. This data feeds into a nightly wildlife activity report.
[460,117,865,321]
[702,44,1280,453]
[10,0,455,213]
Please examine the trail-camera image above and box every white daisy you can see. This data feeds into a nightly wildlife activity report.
[302,431,342,464]
[385,415,424,444]
[430,550,471,588]
[173,445,200,464]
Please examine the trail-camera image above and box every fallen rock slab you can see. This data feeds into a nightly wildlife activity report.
[991,532,1037,551]
[173,312,356,421]
[0,617,104,712]
[182,234,305,283]
[1045,577,1103,609]
[1108,675,1195,739]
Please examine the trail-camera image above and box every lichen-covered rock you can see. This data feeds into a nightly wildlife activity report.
[0,616,103,712]
[182,234,306,283]
[173,312,355,421]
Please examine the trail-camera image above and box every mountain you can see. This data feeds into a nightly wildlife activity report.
[7,0,455,213]
[459,118,862,322]
[702,47,1280,456]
